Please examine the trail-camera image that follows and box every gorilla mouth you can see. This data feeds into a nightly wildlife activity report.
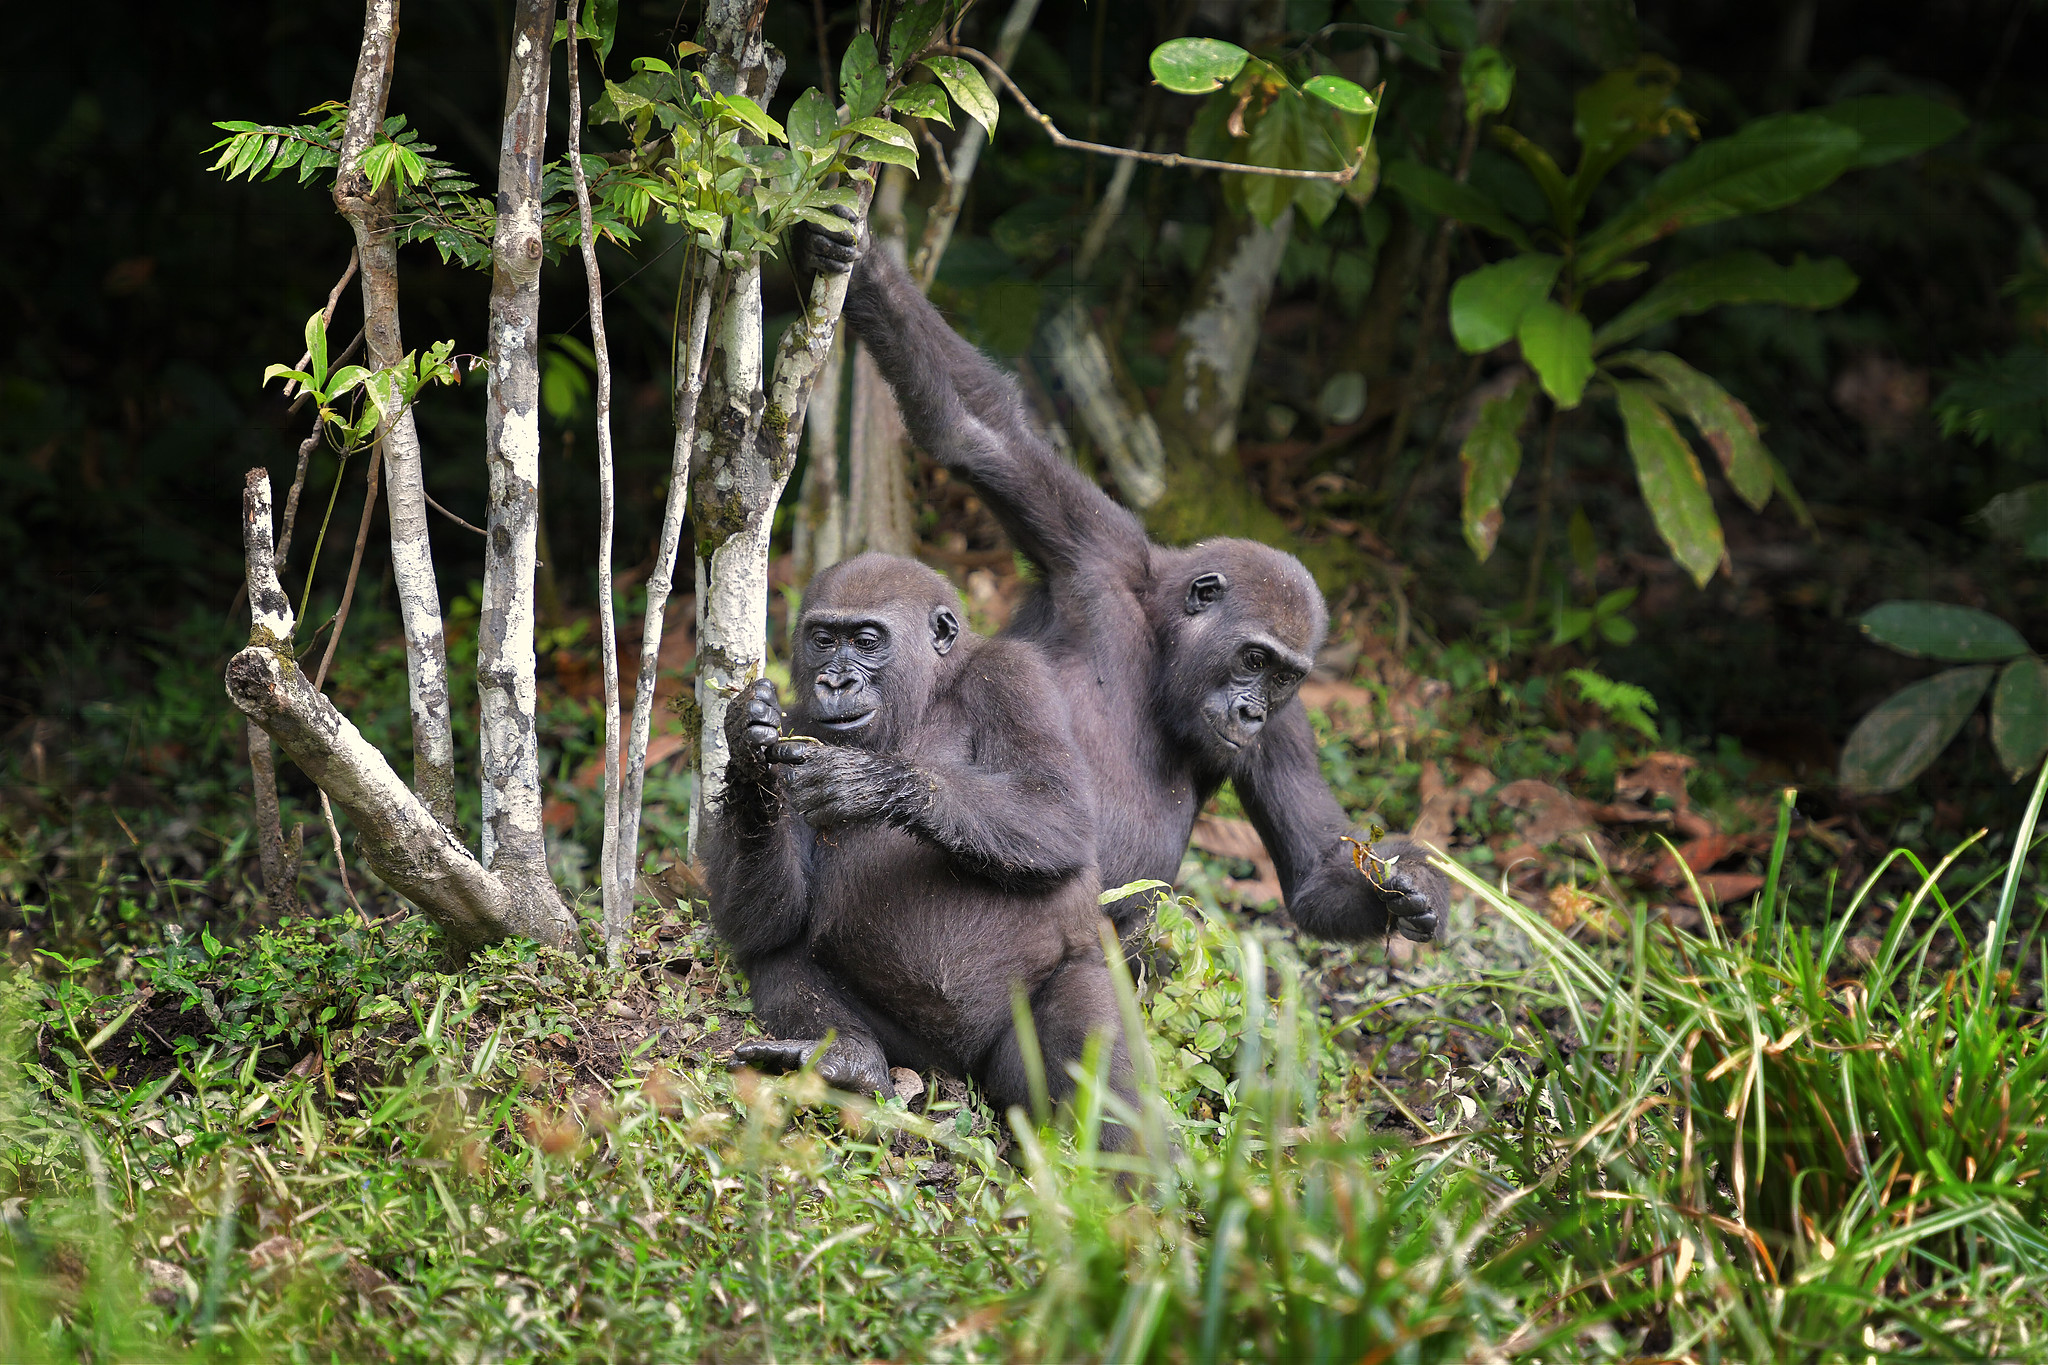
[817,711,875,733]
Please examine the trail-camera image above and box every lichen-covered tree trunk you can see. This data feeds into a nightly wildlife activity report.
[789,332,847,582]
[1147,205,1296,545]
[331,0,458,832]
[477,0,576,939]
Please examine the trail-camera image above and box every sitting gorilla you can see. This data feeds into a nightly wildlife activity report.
[703,553,1135,1137]
[798,217,1451,945]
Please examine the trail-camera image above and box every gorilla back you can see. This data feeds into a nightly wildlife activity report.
[702,554,1134,1132]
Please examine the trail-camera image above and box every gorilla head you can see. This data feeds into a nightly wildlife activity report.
[793,554,964,753]
[1152,539,1328,769]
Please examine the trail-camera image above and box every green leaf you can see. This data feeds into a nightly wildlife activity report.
[1579,113,1860,278]
[925,56,999,140]
[1460,45,1514,122]
[1593,252,1858,353]
[1385,159,1532,250]
[1569,56,1690,210]
[1858,601,2030,661]
[888,0,945,70]
[842,116,914,149]
[1614,380,1724,587]
[1517,299,1594,408]
[1242,93,1345,227]
[1460,382,1534,561]
[1148,37,1250,95]
[1839,666,1996,794]
[262,365,314,392]
[849,136,920,172]
[714,93,785,143]
[1993,657,2048,780]
[1610,350,1772,510]
[1933,346,2048,457]
[1819,95,1967,169]
[888,82,952,127]
[1304,75,1375,115]
[841,33,885,121]
[788,88,834,149]
[1448,253,1562,353]
[304,310,329,389]
[1492,126,1571,233]
[325,365,370,399]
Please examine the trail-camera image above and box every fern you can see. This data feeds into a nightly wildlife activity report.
[1933,344,2048,458]
[1565,668,1660,741]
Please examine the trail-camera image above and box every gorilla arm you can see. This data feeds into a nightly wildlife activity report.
[779,647,1094,887]
[703,680,814,965]
[1233,704,1449,943]
[836,239,1147,580]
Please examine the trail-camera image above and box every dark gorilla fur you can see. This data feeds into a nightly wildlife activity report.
[703,554,1136,1139]
[799,216,1451,946]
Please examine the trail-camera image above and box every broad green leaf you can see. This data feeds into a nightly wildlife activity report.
[303,310,329,388]
[1569,56,1691,211]
[842,116,914,149]
[1579,113,1860,278]
[1461,45,1513,122]
[888,0,945,70]
[1448,253,1562,353]
[787,88,834,149]
[888,82,952,127]
[714,93,785,143]
[849,136,920,172]
[1593,252,1857,352]
[1839,666,1995,794]
[1993,656,2048,780]
[1859,601,2030,661]
[1460,382,1534,560]
[263,365,315,391]
[1385,159,1532,250]
[1610,350,1772,510]
[1304,75,1375,114]
[1971,481,2048,556]
[1819,95,1967,169]
[1149,37,1250,94]
[1492,126,1571,232]
[1517,299,1594,408]
[1243,93,1345,227]
[841,33,884,121]
[326,365,370,399]
[925,56,999,140]
[1615,380,1724,586]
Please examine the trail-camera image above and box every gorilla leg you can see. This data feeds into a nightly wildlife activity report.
[981,958,1139,1153]
[735,947,897,1098]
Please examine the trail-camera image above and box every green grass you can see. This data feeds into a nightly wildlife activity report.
[5,774,2047,1362]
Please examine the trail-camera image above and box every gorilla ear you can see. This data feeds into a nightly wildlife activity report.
[1185,572,1230,615]
[929,605,960,656]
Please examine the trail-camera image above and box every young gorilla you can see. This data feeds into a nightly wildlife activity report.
[704,554,1135,1137]
[798,218,1451,947]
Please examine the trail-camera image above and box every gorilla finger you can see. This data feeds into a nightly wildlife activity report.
[767,739,819,765]
[1395,912,1438,943]
[733,1038,814,1072]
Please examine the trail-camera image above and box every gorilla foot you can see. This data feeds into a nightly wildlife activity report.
[731,1037,895,1097]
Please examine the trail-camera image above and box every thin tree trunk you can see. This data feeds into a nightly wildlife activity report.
[846,166,915,557]
[565,0,630,965]
[617,257,719,898]
[247,724,299,914]
[228,470,571,955]
[910,0,1043,287]
[331,0,459,833]
[479,0,574,936]
[790,332,848,583]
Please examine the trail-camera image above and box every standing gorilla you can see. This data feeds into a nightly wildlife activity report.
[800,219,1449,945]
[704,553,1135,1132]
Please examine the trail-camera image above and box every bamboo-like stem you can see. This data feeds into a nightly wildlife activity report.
[566,0,631,966]
[332,0,459,832]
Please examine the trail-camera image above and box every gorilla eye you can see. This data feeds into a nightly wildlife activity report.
[855,630,883,650]
[1243,648,1268,671]
[809,630,834,652]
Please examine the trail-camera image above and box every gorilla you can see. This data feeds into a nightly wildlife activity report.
[703,553,1136,1137]
[800,216,1450,946]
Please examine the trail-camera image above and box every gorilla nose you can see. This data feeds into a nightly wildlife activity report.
[1234,700,1267,729]
[817,672,857,696]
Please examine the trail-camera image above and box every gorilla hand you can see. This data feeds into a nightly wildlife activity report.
[723,677,785,783]
[793,203,864,277]
[733,1036,894,1098]
[1362,837,1449,943]
[773,744,933,829]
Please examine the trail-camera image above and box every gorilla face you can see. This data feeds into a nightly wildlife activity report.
[1163,544,1327,769]
[1197,626,1311,755]
[793,554,962,753]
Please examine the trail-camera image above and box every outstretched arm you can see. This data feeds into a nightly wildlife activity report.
[778,652,1094,887]
[703,680,813,964]
[1232,704,1448,944]
[801,219,1147,579]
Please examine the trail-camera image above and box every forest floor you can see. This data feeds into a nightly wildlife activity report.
[3,585,2046,1360]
